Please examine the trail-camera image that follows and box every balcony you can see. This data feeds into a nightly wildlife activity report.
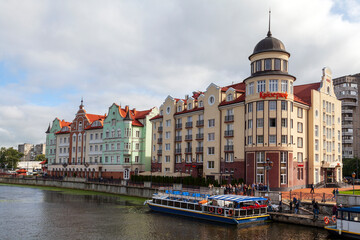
[342,101,357,107]
[158,126,163,132]
[185,148,192,153]
[157,150,162,155]
[196,147,203,153]
[175,136,182,142]
[185,135,193,141]
[344,116,353,121]
[224,145,234,152]
[343,139,353,144]
[175,124,182,130]
[185,122,193,128]
[157,138,163,144]
[224,130,234,137]
[175,148,182,154]
[225,115,234,123]
[196,120,204,127]
[196,133,204,140]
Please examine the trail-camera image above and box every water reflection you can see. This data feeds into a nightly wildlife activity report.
[0,185,331,240]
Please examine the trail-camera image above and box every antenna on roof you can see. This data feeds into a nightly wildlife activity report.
[267,9,272,37]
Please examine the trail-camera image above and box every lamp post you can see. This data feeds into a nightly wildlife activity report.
[265,158,274,192]
[352,172,356,195]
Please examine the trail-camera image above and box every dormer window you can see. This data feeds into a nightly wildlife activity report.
[178,106,182,112]
[227,94,233,101]
[199,100,203,107]
[188,103,192,110]
[160,110,163,116]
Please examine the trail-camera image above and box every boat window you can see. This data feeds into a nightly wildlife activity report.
[342,212,349,220]
[350,212,360,222]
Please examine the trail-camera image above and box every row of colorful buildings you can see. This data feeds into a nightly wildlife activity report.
[46,27,343,190]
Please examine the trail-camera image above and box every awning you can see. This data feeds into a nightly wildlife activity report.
[16,169,27,173]
[40,160,47,165]
[208,195,267,203]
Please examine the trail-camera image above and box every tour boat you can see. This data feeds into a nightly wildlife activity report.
[144,191,270,225]
[324,206,360,239]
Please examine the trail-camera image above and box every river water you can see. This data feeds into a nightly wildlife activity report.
[0,184,334,240]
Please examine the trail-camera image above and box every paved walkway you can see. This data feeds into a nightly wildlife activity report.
[284,185,360,195]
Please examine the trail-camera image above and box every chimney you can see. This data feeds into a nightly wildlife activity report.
[125,105,129,112]
[133,108,136,115]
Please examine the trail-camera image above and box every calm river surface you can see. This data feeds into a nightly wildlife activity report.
[0,184,335,240]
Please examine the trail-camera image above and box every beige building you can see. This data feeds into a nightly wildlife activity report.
[150,29,342,190]
[18,143,46,161]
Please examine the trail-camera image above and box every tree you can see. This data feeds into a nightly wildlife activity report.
[0,147,24,170]
[343,158,359,177]
[35,154,46,162]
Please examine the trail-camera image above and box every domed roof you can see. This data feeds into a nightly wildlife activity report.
[252,31,289,56]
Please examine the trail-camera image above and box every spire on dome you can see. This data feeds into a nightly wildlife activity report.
[79,97,84,109]
[267,9,272,37]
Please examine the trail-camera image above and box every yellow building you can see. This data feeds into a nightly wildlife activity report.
[150,29,342,190]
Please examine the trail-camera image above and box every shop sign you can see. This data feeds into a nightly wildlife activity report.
[259,92,288,99]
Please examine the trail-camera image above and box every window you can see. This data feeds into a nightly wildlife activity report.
[280,152,287,184]
[297,108,303,118]
[227,93,233,101]
[117,143,120,149]
[112,119,116,126]
[290,119,293,128]
[269,101,276,110]
[208,95,215,105]
[283,60,288,72]
[315,140,319,151]
[135,143,139,150]
[165,144,170,151]
[208,147,215,155]
[281,118,287,127]
[257,80,266,93]
[281,101,287,110]
[257,101,264,111]
[208,133,215,141]
[187,103,192,110]
[165,131,170,139]
[269,118,276,127]
[111,129,115,138]
[166,120,171,127]
[257,118,264,128]
[125,128,130,137]
[269,135,276,144]
[256,60,262,71]
[297,152,303,163]
[256,152,264,163]
[275,59,281,70]
[199,100,203,107]
[290,81,293,94]
[175,155,181,163]
[136,131,140,138]
[315,125,319,137]
[297,137,303,148]
[208,119,215,127]
[208,161,215,169]
[281,135,287,144]
[297,122,303,133]
[165,156,170,163]
[281,80,288,93]
[257,135,264,144]
[265,59,272,70]
[248,103,253,112]
[225,153,234,162]
[315,154,319,162]
[248,119,253,129]
[269,80,278,92]
[248,136,253,145]
[178,105,182,112]
[248,82,254,95]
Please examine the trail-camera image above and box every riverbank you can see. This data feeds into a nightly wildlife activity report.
[0,177,156,198]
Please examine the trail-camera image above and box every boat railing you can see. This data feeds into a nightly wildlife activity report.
[203,205,267,218]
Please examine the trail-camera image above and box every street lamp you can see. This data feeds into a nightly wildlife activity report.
[265,158,274,192]
[352,172,356,195]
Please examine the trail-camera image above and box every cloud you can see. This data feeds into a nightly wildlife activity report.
[0,0,360,147]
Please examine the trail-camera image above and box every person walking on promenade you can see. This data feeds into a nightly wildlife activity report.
[310,183,315,194]
[332,204,338,217]
[331,188,336,200]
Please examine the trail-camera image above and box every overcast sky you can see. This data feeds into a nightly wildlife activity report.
[0,0,360,148]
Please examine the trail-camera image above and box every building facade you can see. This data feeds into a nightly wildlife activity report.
[333,74,360,159]
[18,143,46,161]
[150,30,342,190]
[46,101,158,179]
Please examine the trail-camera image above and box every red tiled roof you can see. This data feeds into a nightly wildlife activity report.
[59,120,71,128]
[222,82,246,92]
[150,114,163,121]
[294,82,321,106]
[174,107,204,116]
[219,94,246,106]
[118,106,153,126]
[86,114,106,123]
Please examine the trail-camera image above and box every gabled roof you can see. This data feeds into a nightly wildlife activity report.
[118,106,154,127]
[85,114,106,123]
[294,82,321,106]
[219,94,246,106]
[150,114,163,121]
[45,124,50,134]
[59,120,71,128]
[221,82,246,92]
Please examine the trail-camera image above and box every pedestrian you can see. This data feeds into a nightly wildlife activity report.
[295,200,300,214]
[331,188,336,200]
[332,204,338,216]
[279,200,282,212]
[310,183,315,194]
[336,188,339,199]
[313,201,319,219]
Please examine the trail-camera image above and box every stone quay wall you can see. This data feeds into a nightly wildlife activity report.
[0,177,156,199]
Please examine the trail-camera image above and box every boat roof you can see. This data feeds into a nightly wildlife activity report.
[339,207,360,213]
[207,195,267,203]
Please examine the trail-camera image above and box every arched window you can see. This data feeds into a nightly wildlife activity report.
[79,121,83,131]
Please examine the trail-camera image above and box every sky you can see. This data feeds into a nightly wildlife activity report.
[1,0,360,148]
